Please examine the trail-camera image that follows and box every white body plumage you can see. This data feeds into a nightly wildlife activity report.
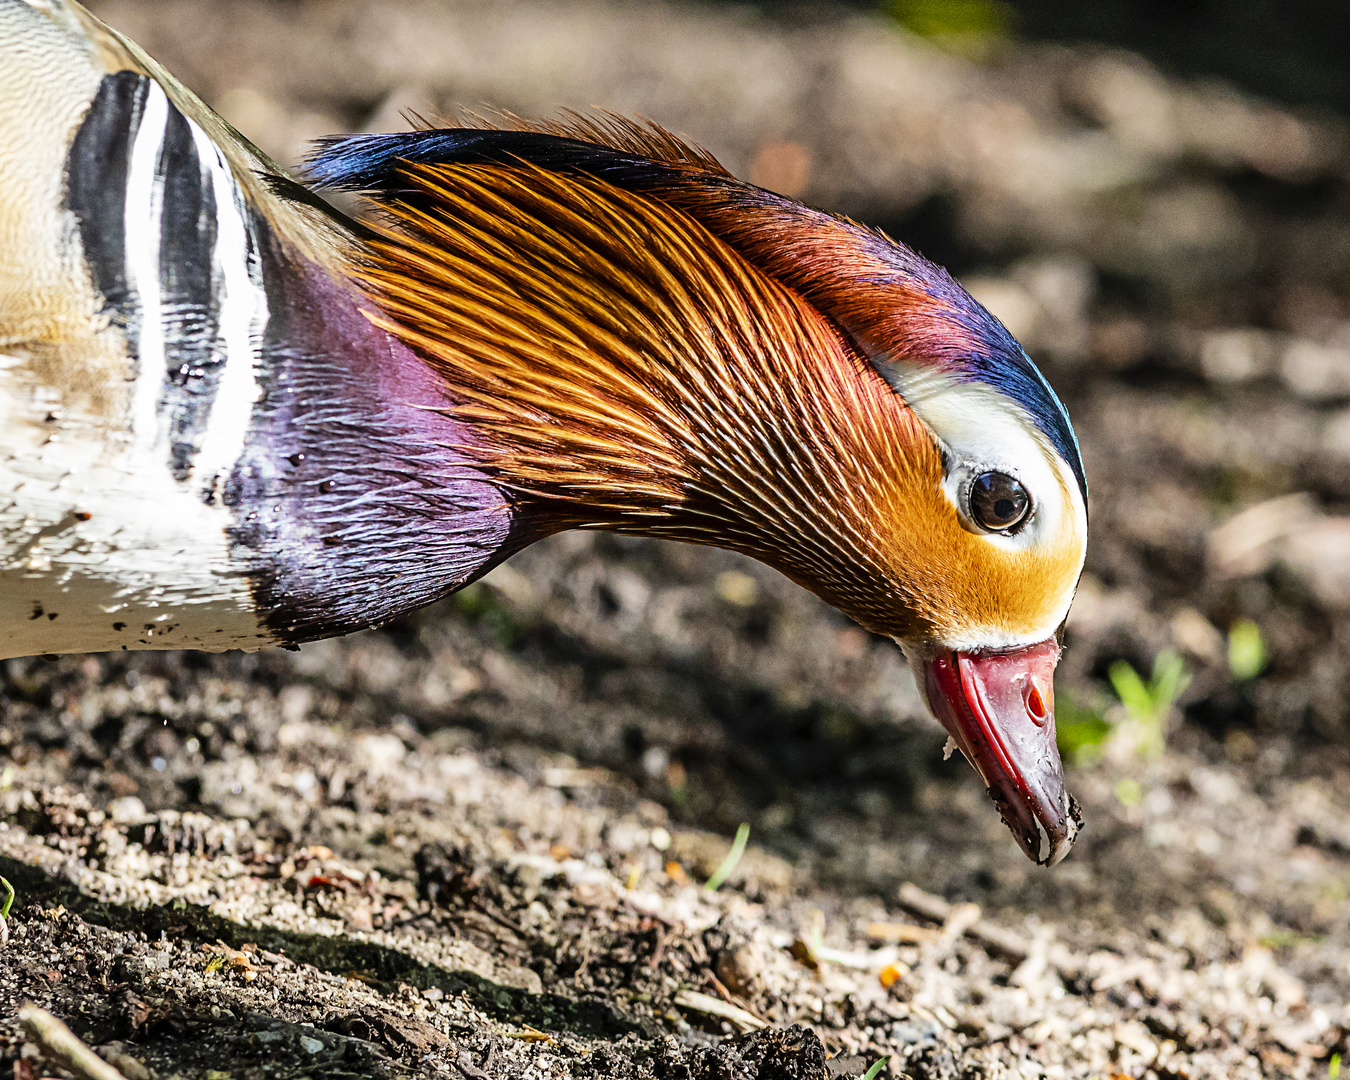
[0,0,270,658]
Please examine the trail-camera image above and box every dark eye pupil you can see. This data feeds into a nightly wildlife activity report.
[970,472,1030,532]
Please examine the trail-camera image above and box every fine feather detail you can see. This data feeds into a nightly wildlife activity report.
[304,118,1084,501]
[452,109,733,175]
[304,110,728,191]
[342,158,948,636]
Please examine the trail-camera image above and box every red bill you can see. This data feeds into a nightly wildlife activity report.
[915,638,1081,866]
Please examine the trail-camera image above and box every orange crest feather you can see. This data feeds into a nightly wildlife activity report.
[347,159,946,636]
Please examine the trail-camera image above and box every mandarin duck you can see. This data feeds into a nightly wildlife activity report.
[0,0,1088,864]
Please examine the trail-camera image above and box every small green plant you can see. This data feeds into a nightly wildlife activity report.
[808,911,825,960]
[703,823,750,892]
[1055,693,1112,766]
[453,583,521,648]
[1258,929,1323,950]
[1329,1051,1340,1080]
[889,0,1013,40]
[862,1059,887,1080]
[0,875,13,944]
[1108,649,1190,759]
[1228,618,1266,681]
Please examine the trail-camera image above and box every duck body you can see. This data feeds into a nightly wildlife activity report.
[1,0,511,656]
[1,0,1089,863]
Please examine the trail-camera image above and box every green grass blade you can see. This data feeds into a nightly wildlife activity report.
[1228,618,1266,680]
[1150,649,1190,713]
[704,823,750,892]
[1108,660,1153,722]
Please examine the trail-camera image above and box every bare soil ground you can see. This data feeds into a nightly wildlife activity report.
[4,2,1350,1077]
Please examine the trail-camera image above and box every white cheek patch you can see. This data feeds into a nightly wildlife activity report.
[883,361,1088,646]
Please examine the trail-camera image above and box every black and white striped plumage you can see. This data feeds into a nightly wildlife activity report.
[68,69,270,493]
[0,0,511,659]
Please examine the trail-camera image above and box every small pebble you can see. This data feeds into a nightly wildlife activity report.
[715,943,764,997]
[107,796,147,824]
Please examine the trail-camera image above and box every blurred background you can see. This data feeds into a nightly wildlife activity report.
[6,0,1350,1072]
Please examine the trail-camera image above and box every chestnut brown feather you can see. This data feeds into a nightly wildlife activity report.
[346,159,949,638]
[420,112,980,374]
[442,109,733,176]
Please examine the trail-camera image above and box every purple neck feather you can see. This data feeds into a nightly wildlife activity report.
[225,229,516,644]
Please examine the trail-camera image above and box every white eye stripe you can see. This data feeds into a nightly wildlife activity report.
[886,363,1082,551]
[884,359,1088,646]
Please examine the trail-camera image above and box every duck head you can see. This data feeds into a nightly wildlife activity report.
[305,117,1089,864]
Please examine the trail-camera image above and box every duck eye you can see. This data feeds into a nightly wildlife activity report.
[968,471,1030,533]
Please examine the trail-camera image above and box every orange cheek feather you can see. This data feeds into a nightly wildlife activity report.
[874,436,1084,645]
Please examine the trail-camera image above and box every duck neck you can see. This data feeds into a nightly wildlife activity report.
[227,232,516,644]
[480,316,937,641]
[330,161,944,639]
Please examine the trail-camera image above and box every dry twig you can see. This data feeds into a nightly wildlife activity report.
[896,882,1082,978]
[19,1004,129,1080]
[674,988,769,1032]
